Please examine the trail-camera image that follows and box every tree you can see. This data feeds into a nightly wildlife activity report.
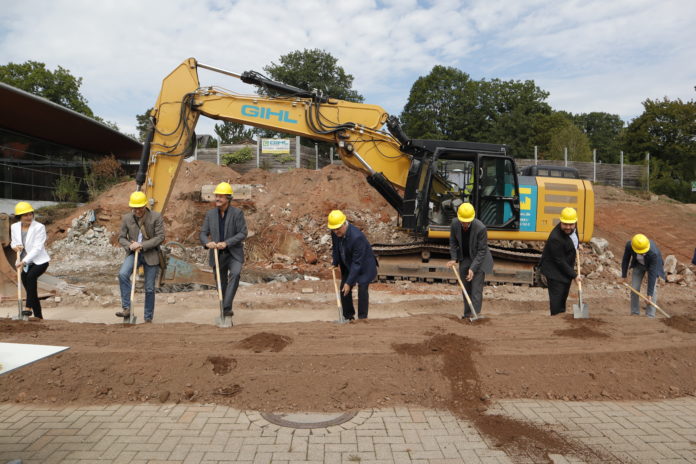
[572,112,625,163]
[263,49,363,103]
[214,121,256,144]
[400,66,553,156]
[624,97,696,202]
[547,123,592,162]
[135,108,153,142]
[0,60,94,116]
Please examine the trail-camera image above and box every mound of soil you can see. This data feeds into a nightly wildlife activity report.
[662,314,696,333]
[236,332,292,352]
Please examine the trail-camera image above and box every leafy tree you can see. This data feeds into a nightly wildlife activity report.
[263,49,363,102]
[214,121,256,144]
[572,112,625,163]
[400,66,553,156]
[547,123,592,162]
[0,60,94,116]
[624,97,696,201]
[135,108,153,142]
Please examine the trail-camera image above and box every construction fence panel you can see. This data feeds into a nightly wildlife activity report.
[514,158,647,189]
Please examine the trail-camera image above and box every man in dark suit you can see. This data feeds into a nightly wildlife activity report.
[116,191,165,322]
[328,210,377,320]
[199,182,247,318]
[446,203,494,318]
[621,233,665,317]
[539,207,581,315]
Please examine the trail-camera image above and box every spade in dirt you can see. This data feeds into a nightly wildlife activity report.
[450,264,481,322]
[573,249,588,318]
[331,267,346,324]
[213,248,232,328]
[122,250,138,324]
[14,265,29,321]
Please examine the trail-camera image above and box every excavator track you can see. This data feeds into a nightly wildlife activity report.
[373,241,542,286]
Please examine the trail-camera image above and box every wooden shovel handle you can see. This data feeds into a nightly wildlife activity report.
[451,264,479,320]
[622,282,670,318]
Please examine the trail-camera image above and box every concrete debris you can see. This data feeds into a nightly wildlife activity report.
[589,237,609,255]
[664,255,678,275]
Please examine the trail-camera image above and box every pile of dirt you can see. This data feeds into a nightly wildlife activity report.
[236,332,292,352]
[662,314,696,333]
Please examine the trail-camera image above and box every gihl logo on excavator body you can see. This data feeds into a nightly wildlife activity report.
[241,105,298,124]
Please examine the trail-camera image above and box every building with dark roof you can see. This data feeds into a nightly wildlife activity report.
[0,81,142,201]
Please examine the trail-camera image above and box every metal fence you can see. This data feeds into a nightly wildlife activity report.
[516,150,649,189]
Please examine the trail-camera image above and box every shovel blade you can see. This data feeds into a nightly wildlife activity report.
[216,316,233,328]
[123,315,137,325]
[573,303,589,319]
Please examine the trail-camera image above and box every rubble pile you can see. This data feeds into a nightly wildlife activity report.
[49,210,123,274]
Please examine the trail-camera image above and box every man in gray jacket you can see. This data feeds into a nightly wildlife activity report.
[199,182,247,319]
[115,191,165,322]
[447,203,494,318]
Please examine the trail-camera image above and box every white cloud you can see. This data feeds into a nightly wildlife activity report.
[0,0,694,137]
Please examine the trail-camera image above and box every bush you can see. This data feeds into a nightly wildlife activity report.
[84,155,125,200]
[53,174,81,202]
[222,146,254,165]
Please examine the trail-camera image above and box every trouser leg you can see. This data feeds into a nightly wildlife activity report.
[465,271,485,317]
[357,283,369,319]
[646,284,658,318]
[631,266,646,315]
[22,262,49,318]
[142,261,159,321]
[547,278,570,315]
[339,277,355,320]
[220,254,242,315]
[118,253,136,310]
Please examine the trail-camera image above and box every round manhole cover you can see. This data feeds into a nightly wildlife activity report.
[260,411,357,429]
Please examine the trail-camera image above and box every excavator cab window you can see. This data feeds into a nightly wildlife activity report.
[478,156,519,229]
[428,158,475,225]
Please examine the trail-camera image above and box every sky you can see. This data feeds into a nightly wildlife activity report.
[1,0,694,140]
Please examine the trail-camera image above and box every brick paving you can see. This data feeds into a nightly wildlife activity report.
[0,399,694,463]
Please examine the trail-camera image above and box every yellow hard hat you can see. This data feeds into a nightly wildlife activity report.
[14,201,34,216]
[128,191,148,208]
[457,203,475,223]
[327,210,347,229]
[559,207,578,224]
[631,234,650,254]
[214,182,233,195]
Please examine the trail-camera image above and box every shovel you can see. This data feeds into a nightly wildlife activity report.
[331,267,346,324]
[14,265,29,321]
[622,282,670,318]
[123,250,138,324]
[450,264,479,321]
[214,248,232,328]
[573,249,589,318]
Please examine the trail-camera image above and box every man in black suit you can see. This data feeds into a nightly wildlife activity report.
[200,182,247,318]
[447,203,494,318]
[328,210,378,320]
[539,207,581,315]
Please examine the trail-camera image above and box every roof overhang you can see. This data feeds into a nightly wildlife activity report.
[0,81,142,160]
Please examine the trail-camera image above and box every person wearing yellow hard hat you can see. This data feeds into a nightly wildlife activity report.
[328,209,377,320]
[199,182,247,323]
[10,201,50,320]
[446,203,493,319]
[539,207,582,315]
[115,191,165,322]
[621,234,666,318]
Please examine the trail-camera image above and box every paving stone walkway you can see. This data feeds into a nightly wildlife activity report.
[1,398,695,464]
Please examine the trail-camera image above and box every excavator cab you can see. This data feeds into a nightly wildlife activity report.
[405,142,520,237]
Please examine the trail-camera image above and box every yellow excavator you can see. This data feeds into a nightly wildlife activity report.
[133,58,593,285]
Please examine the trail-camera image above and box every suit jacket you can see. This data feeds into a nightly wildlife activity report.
[199,206,247,266]
[118,209,165,266]
[331,223,378,286]
[621,240,665,296]
[11,220,50,265]
[539,222,577,284]
[449,218,494,274]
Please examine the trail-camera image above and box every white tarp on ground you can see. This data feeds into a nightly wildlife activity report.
[0,342,69,376]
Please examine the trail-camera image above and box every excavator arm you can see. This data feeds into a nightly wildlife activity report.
[137,58,421,216]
